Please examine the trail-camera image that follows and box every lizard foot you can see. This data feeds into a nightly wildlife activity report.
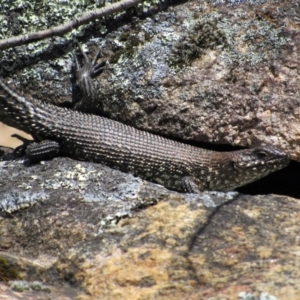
[73,45,106,112]
[11,134,60,162]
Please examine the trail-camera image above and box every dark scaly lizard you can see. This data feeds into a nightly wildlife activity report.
[0,49,290,193]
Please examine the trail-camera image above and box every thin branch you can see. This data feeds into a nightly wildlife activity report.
[0,0,144,51]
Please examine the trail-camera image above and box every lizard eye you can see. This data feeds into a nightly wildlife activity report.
[256,150,268,159]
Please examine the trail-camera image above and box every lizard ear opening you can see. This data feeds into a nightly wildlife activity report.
[230,160,239,171]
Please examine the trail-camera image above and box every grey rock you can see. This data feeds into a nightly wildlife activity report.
[1,0,299,160]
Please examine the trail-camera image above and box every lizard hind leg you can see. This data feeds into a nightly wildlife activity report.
[73,45,106,113]
[12,134,33,158]
[76,46,106,79]
[25,140,60,162]
[11,134,60,162]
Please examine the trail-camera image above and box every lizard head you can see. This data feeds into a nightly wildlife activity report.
[225,146,290,190]
[232,146,290,171]
[206,146,290,191]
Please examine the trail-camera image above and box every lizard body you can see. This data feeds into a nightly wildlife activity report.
[0,51,290,192]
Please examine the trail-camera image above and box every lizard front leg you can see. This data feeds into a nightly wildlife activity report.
[179,176,207,193]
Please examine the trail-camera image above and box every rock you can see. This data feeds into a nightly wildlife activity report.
[0,0,299,299]
[0,150,299,299]
[1,0,300,159]
[57,193,300,300]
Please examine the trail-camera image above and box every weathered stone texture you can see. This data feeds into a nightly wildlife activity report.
[0,0,299,299]
[1,0,299,159]
[0,153,299,299]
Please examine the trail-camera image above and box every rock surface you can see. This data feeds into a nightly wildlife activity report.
[0,0,300,299]
[1,0,300,159]
[0,151,299,299]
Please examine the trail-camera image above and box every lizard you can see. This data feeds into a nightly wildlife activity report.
[0,48,290,193]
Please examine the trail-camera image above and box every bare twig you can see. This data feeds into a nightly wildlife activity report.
[0,0,144,51]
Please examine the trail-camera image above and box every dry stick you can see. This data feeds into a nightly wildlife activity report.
[0,0,144,51]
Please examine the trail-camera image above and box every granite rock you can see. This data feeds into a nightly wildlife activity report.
[1,0,300,159]
[0,0,299,299]
[0,151,299,299]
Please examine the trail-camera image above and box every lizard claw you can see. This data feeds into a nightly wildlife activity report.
[72,45,106,112]
[76,45,106,79]
[11,134,33,158]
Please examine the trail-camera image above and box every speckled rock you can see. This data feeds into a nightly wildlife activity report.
[0,150,299,299]
[1,0,300,160]
[66,194,300,300]
[0,0,300,299]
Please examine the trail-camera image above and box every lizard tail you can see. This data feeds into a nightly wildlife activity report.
[0,78,35,132]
